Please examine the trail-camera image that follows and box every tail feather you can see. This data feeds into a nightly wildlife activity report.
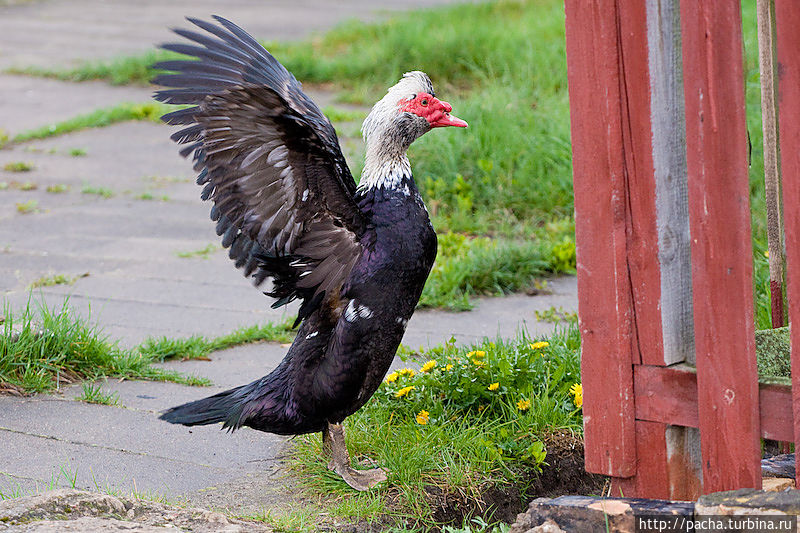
[159,383,253,430]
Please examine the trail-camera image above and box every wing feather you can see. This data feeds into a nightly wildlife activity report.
[154,17,369,323]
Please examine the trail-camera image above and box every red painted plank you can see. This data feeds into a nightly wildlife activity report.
[564,1,636,477]
[760,384,793,442]
[679,0,761,492]
[614,421,671,500]
[617,2,665,368]
[635,365,698,428]
[774,0,800,486]
[635,364,793,442]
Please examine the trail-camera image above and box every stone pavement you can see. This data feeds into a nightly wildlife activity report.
[0,0,579,517]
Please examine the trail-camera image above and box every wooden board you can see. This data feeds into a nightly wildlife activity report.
[564,0,637,477]
[774,0,800,485]
[679,0,761,492]
[634,364,793,442]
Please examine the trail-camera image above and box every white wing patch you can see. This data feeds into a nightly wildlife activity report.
[305,331,318,339]
[344,299,374,322]
[395,316,409,329]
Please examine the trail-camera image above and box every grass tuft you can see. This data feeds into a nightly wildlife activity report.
[3,161,34,172]
[28,272,89,289]
[11,102,175,143]
[45,184,70,194]
[0,298,207,395]
[174,243,220,260]
[137,320,296,362]
[81,184,114,198]
[15,200,39,214]
[76,382,120,405]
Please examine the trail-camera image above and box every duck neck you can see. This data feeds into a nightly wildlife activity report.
[359,139,413,191]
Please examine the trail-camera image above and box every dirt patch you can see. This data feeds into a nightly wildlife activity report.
[422,431,606,528]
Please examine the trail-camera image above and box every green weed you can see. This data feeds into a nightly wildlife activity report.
[45,184,69,193]
[15,200,38,214]
[28,272,89,289]
[69,148,87,157]
[3,161,34,172]
[76,382,120,406]
[134,191,169,201]
[81,184,114,198]
[174,243,219,259]
[534,306,578,325]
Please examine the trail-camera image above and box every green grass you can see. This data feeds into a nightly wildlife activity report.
[134,191,170,201]
[289,328,582,527]
[81,184,114,198]
[10,102,174,143]
[15,200,38,214]
[69,148,87,157]
[28,272,89,289]
[137,320,295,362]
[0,298,207,395]
[174,243,220,260]
[45,184,70,194]
[3,161,34,172]
[76,382,120,405]
[4,48,180,85]
[420,231,574,311]
[0,297,299,396]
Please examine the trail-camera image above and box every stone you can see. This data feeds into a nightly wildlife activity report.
[763,478,795,492]
[0,489,267,532]
[696,488,800,516]
[509,495,694,533]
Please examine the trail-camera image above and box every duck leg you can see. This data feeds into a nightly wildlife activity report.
[322,422,387,491]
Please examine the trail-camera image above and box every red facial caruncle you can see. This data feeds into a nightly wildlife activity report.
[398,93,468,128]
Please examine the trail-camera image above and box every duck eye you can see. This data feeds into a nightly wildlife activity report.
[421,98,428,106]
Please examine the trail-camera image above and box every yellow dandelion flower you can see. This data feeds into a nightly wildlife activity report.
[473,350,486,358]
[765,250,770,258]
[472,359,487,367]
[488,382,499,391]
[420,360,437,373]
[530,341,550,350]
[395,386,415,398]
[398,368,416,378]
[445,364,453,371]
[569,383,583,397]
[416,410,429,425]
[385,372,399,383]
[517,399,531,411]
[573,393,583,409]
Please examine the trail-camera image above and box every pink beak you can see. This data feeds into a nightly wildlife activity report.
[430,100,468,128]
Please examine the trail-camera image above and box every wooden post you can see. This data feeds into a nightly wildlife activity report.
[566,0,699,498]
[756,0,786,328]
[565,0,637,479]
[680,0,761,492]
[774,0,800,485]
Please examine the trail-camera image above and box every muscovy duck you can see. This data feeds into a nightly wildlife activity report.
[153,16,467,491]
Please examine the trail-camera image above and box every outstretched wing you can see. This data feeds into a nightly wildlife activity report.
[153,16,368,323]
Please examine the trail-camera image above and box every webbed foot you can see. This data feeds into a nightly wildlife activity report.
[322,422,388,491]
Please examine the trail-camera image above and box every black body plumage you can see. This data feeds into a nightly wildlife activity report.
[155,17,437,435]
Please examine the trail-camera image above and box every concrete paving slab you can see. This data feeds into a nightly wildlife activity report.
[0,75,153,135]
[0,0,459,70]
[0,396,285,470]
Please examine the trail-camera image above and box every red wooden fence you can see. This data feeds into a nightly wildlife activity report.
[565,0,800,498]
